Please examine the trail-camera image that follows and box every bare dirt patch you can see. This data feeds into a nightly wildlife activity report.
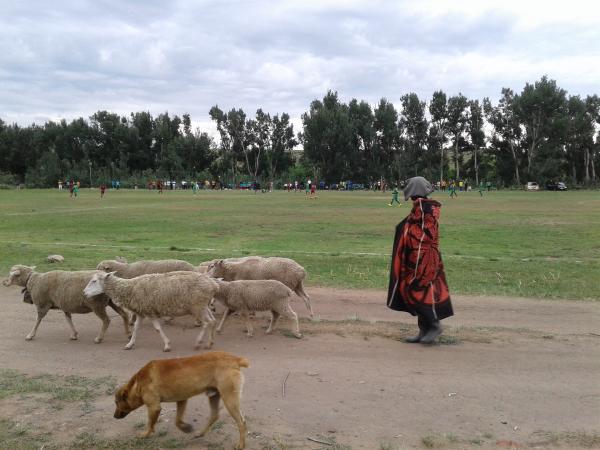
[0,285,599,449]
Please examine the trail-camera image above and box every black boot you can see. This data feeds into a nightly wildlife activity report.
[420,319,442,344]
[404,316,427,343]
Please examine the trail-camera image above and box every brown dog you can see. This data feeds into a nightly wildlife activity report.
[114,351,249,449]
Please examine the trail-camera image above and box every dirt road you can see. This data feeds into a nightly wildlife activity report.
[1,285,599,449]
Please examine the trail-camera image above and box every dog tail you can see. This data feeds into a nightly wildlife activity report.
[237,357,250,368]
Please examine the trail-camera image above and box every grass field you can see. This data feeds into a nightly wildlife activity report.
[1,188,599,300]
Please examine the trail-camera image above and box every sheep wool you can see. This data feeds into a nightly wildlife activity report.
[208,256,313,317]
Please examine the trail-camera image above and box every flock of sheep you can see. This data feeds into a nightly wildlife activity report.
[3,256,312,351]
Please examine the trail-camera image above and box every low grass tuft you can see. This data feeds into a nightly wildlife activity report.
[0,369,116,403]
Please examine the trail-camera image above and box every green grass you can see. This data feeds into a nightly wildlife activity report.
[1,189,599,300]
[0,419,53,450]
[0,369,116,402]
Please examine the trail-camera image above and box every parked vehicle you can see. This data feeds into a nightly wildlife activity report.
[525,182,540,191]
[546,181,567,191]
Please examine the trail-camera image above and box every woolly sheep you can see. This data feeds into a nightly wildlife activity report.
[84,271,219,352]
[97,259,199,325]
[214,279,302,338]
[207,257,313,317]
[96,259,196,278]
[3,265,130,343]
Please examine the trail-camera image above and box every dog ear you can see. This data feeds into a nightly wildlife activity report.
[117,387,128,401]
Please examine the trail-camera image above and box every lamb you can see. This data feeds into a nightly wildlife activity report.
[96,259,196,278]
[207,257,313,317]
[3,265,130,343]
[84,271,219,352]
[213,279,302,338]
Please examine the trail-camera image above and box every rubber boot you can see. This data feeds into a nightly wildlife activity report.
[404,316,427,343]
[420,320,442,344]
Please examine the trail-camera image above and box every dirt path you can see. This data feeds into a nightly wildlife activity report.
[1,285,599,449]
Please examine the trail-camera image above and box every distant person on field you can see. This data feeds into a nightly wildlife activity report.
[100,184,106,198]
[73,182,79,198]
[387,176,453,345]
[310,181,316,198]
[486,180,491,192]
[306,179,311,195]
[388,185,401,206]
[449,180,457,198]
[479,181,485,197]
[58,180,63,190]
[69,180,74,198]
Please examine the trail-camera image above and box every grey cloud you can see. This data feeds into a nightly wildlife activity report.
[0,0,598,128]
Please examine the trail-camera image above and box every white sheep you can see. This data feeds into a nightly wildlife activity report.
[96,259,196,277]
[207,257,313,317]
[84,271,219,352]
[3,265,131,343]
[214,279,302,338]
[97,258,199,325]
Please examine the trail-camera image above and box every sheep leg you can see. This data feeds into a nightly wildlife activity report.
[242,311,254,338]
[108,300,131,338]
[26,307,50,340]
[194,307,216,350]
[284,306,302,338]
[216,307,230,333]
[63,312,79,340]
[295,283,313,318]
[91,307,111,343]
[125,316,143,350]
[151,319,171,352]
[265,311,280,334]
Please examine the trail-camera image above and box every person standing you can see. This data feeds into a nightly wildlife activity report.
[449,180,457,198]
[387,176,453,344]
[100,184,106,198]
[478,181,485,197]
[388,185,401,206]
[72,182,79,198]
[306,179,311,196]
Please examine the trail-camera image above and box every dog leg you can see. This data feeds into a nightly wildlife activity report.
[151,319,171,352]
[196,391,220,437]
[92,307,111,343]
[216,307,230,333]
[221,388,247,449]
[26,307,50,340]
[63,312,79,340]
[175,400,193,433]
[125,316,143,350]
[139,404,161,438]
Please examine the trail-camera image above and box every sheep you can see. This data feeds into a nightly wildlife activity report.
[97,259,199,325]
[3,265,131,343]
[213,279,302,338]
[96,259,196,278]
[84,271,219,352]
[207,257,313,317]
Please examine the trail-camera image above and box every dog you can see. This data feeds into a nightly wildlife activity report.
[113,351,249,449]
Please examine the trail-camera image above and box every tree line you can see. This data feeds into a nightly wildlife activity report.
[0,76,598,188]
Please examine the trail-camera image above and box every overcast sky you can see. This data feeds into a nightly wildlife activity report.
[1,0,599,135]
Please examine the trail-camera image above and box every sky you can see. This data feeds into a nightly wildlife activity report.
[1,0,599,136]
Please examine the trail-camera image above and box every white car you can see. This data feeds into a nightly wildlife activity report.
[525,182,540,191]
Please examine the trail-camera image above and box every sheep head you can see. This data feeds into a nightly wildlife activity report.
[206,260,225,278]
[3,265,35,287]
[84,271,113,297]
[96,260,124,273]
